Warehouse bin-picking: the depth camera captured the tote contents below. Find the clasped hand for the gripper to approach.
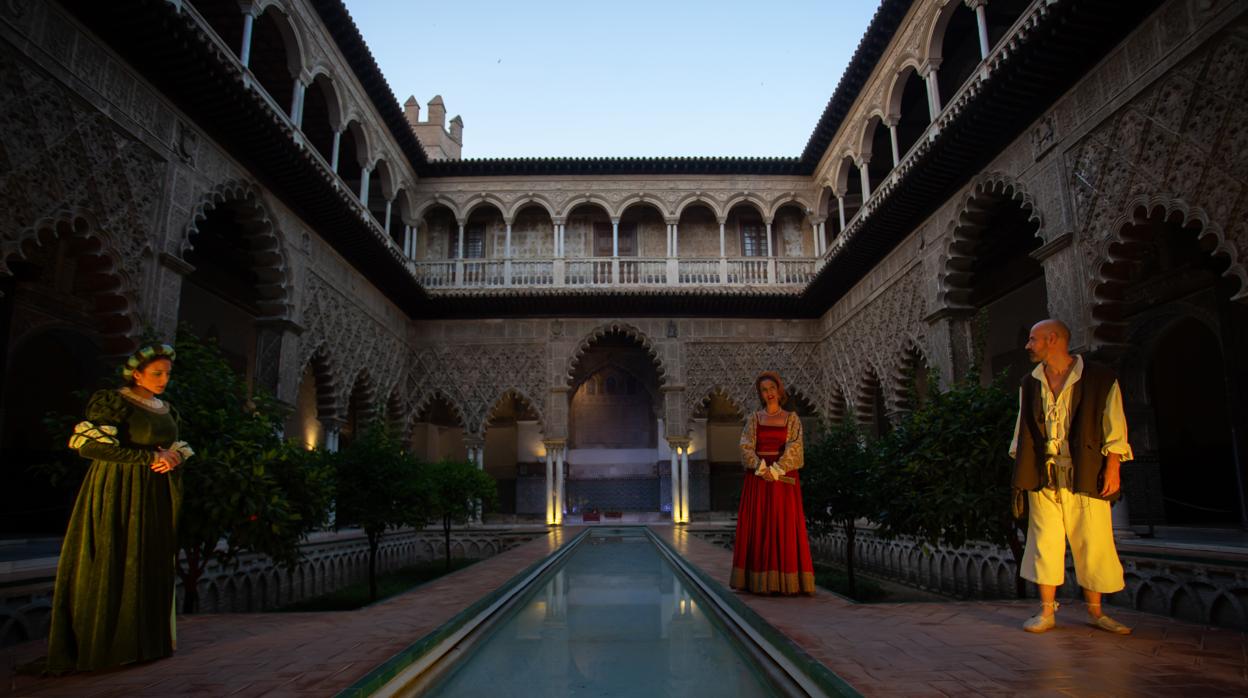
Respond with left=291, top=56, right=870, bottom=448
left=151, top=448, right=182, bottom=474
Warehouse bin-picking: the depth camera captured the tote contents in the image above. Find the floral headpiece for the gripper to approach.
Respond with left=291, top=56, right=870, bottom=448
left=121, top=343, right=176, bottom=380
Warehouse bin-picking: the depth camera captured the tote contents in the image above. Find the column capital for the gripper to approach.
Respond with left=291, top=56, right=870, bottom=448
left=963, top=0, right=988, bottom=9
left=665, top=437, right=692, bottom=449
left=920, top=59, right=943, bottom=75
left=541, top=438, right=567, bottom=449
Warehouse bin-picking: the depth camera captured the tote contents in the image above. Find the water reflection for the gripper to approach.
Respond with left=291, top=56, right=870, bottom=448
left=425, top=530, right=774, bottom=697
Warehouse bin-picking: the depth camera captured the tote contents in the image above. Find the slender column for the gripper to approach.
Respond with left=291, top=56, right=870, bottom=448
left=403, top=225, right=412, bottom=258
left=290, top=80, right=306, bottom=127
left=684, top=443, right=691, bottom=523
left=837, top=195, right=846, bottom=231
left=239, top=11, right=256, bottom=67
left=812, top=221, right=823, bottom=257
left=558, top=223, right=565, bottom=258
left=553, top=223, right=560, bottom=258
left=329, top=129, right=342, bottom=173
left=669, top=446, right=680, bottom=522
left=545, top=448, right=554, bottom=525
left=665, top=224, right=672, bottom=257
left=672, top=221, right=679, bottom=257
left=764, top=222, right=773, bottom=257
left=411, top=222, right=419, bottom=259
left=611, top=220, right=619, bottom=257
left=457, top=223, right=465, bottom=259
left=359, top=166, right=371, bottom=206
left=718, top=222, right=726, bottom=257
left=969, top=0, right=991, bottom=59
left=504, top=223, right=512, bottom=258
left=923, top=66, right=942, bottom=119
left=859, top=162, right=871, bottom=203
left=555, top=446, right=565, bottom=525
left=888, top=123, right=900, bottom=166
left=383, top=200, right=392, bottom=232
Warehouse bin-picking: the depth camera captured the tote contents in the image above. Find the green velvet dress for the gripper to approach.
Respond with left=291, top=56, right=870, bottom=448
left=47, top=389, right=182, bottom=672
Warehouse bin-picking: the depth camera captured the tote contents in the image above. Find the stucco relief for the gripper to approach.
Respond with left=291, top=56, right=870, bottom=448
left=404, top=342, right=547, bottom=437
left=819, top=264, right=928, bottom=418
left=0, top=50, right=163, bottom=287
left=1070, top=25, right=1248, bottom=316
left=297, top=272, right=406, bottom=417
left=683, top=340, right=824, bottom=430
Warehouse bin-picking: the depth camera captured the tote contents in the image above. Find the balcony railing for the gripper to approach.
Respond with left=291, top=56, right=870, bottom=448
left=409, top=256, right=822, bottom=290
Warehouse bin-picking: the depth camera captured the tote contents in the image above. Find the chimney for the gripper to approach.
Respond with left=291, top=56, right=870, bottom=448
left=427, top=95, right=446, bottom=127
left=403, top=95, right=420, bottom=129
left=449, top=115, right=463, bottom=144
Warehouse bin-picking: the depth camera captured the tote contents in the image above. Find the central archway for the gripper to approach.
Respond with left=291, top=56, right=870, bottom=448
left=566, top=326, right=666, bottom=516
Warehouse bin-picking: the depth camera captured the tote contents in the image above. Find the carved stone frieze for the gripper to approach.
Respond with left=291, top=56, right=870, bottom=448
left=404, top=342, right=547, bottom=437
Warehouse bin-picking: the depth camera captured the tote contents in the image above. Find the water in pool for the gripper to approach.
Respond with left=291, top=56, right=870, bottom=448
left=424, top=528, right=776, bottom=697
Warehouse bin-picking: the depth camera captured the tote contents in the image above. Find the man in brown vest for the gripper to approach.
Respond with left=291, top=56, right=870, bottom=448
left=1010, top=319, right=1133, bottom=634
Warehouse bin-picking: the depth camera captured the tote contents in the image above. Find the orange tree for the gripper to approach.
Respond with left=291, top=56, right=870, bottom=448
left=164, top=329, right=333, bottom=612
left=872, top=374, right=1025, bottom=596
left=803, top=416, right=879, bottom=598
left=425, top=459, right=497, bottom=571
left=330, top=419, right=429, bottom=602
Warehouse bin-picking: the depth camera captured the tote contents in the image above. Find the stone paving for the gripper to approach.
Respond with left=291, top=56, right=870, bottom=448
left=2, top=524, right=1246, bottom=697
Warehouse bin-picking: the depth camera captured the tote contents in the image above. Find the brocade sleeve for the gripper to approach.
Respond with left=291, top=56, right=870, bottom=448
left=739, top=412, right=760, bottom=471
left=775, top=412, right=805, bottom=472
left=71, top=390, right=155, bottom=465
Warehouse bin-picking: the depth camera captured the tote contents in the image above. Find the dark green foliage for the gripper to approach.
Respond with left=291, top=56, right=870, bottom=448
left=873, top=372, right=1026, bottom=595
left=804, top=417, right=878, bottom=597
left=330, top=420, right=429, bottom=602
left=164, top=328, right=334, bottom=612
left=425, top=459, right=498, bottom=570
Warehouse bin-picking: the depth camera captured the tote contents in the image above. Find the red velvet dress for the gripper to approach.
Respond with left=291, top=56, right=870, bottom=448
left=730, top=422, right=816, bottom=594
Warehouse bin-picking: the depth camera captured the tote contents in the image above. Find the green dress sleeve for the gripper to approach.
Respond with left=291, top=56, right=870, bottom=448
left=71, top=390, right=155, bottom=465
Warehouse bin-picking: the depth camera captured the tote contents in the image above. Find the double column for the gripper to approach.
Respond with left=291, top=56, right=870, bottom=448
left=543, top=440, right=566, bottom=525
left=466, top=437, right=485, bottom=524
left=668, top=437, right=691, bottom=524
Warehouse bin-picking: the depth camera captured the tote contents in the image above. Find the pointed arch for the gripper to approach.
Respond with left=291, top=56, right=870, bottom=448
left=938, top=173, right=1044, bottom=311
left=183, top=179, right=293, bottom=320
left=483, top=388, right=544, bottom=433
left=1091, top=195, right=1247, bottom=347
left=566, top=322, right=667, bottom=386
left=1, top=210, right=140, bottom=355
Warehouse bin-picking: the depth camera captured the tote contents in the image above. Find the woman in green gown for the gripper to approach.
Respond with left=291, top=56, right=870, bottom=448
left=47, top=344, right=192, bottom=672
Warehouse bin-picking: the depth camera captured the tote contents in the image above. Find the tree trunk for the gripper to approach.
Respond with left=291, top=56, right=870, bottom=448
left=845, top=520, right=857, bottom=599
left=178, top=544, right=207, bottom=614
left=443, top=515, right=452, bottom=571
left=367, top=530, right=380, bottom=602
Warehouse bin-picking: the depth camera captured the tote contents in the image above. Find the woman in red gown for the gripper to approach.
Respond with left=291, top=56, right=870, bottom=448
left=730, top=371, right=816, bottom=595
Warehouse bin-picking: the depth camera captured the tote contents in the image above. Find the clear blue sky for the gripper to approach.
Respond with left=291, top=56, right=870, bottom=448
left=343, top=1, right=882, bottom=159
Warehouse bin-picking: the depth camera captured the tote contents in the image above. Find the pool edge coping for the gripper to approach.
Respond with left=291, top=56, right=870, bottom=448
left=334, top=527, right=590, bottom=698
left=647, top=527, right=864, bottom=698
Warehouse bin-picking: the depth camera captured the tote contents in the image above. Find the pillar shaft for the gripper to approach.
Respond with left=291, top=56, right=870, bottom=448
left=239, top=12, right=255, bottom=68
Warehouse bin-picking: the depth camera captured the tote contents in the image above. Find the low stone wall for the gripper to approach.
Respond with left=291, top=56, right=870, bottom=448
left=0, top=527, right=545, bottom=647
left=808, top=524, right=1248, bottom=631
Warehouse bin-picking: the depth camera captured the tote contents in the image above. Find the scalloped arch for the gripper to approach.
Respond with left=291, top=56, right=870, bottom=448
left=183, top=179, right=294, bottom=320
left=482, top=388, right=545, bottom=432
left=0, top=210, right=141, bottom=356
left=937, top=173, right=1044, bottom=311
left=565, top=322, right=667, bottom=387
left=1091, top=195, right=1247, bottom=346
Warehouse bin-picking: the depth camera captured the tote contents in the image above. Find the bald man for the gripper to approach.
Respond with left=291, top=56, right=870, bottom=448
left=1010, top=319, right=1133, bottom=634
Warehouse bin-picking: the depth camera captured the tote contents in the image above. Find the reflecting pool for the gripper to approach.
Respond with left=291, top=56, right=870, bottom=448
left=424, top=528, right=776, bottom=697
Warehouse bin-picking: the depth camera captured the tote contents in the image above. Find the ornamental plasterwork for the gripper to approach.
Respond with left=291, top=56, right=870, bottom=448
left=298, top=272, right=407, bottom=416
left=403, top=342, right=548, bottom=437
left=683, top=341, right=824, bottom=430
left=1069, top=27, right=1248, bottom=307
left=0, top=49, right=162, bottom=294
left=818, top=264, right=928, bottom=418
